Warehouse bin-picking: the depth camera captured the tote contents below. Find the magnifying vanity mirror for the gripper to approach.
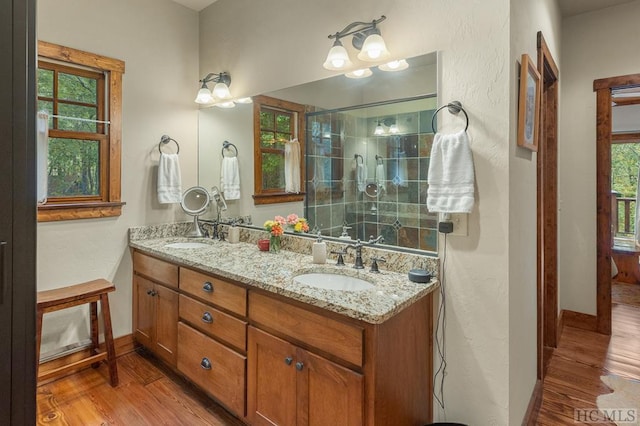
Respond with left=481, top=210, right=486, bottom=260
left=181, top=186, right=210, bottom=238
left=197, top=51, right=440, bottom=254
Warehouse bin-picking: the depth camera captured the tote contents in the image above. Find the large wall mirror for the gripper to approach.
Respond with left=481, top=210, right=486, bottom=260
left=198, top=51, right=439, bottom=253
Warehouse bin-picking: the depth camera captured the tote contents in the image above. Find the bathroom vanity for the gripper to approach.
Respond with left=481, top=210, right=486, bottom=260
left=130, top=229, right=437, bottom=425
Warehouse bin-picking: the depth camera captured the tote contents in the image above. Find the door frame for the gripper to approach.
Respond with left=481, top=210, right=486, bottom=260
left=536, top=32, right=560, bottom=379
left=594, top=73, right=640, bottom=335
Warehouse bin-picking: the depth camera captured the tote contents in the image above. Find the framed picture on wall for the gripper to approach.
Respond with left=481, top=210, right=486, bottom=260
left=517, top=53, right=541, bottom=151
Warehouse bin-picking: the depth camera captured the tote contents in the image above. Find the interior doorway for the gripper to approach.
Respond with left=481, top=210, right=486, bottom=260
left=536, top=32, right=560, bottom=379
left=595, top=73, right=640, bottom=336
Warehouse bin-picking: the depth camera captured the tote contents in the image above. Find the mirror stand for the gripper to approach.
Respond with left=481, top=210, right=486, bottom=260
left=186, top=214, right=205, bottom=238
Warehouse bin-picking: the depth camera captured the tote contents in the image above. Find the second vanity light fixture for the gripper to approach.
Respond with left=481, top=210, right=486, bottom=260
left=194, top=71, right=232, bottom=104
left=323, top=15, right=390, bottom=71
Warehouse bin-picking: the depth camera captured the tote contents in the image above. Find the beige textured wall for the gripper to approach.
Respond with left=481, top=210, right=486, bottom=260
left=560, top=1, right=640, bottom=315
left=36, top=0, right=199, bottom=354
left=509, top=0, right=561, bottom=421
left=200, top=0, right=514, bottom=423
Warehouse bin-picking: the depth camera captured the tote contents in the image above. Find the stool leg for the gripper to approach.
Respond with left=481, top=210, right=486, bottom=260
left=90, top=301, right=100, bottom=368
left=100, top=292, right=118, bottom=386
left=35, top=308, right=43, bottom=382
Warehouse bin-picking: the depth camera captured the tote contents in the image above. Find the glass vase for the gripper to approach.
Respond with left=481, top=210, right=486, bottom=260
left=269, top=235, right=281, bottom=253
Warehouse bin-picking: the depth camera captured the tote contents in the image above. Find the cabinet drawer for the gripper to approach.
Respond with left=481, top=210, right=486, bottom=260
left=133, top=251, right=178, bottom=289
left=180, top=268, right=246, bottom=316
left=178, top=322, right=246, bottom=417
left=249, top=292, right=364, bottom=367
left=179, top=294, right=247, bottom=351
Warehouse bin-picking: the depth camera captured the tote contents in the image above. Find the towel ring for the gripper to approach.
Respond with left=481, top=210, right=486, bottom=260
left=431, top=101, right=469, bottom=133
left=375, top=154, right=384, bottom=164
left=221, top=140, right=238, bottom=157
left=159, top=134, right=180, bottom=154
left=354, top=154, right=363, bottom=164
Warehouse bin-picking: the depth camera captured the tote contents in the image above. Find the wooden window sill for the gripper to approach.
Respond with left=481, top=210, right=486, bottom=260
left=252, top=193, right=305, bottom=205
left=37, top=201, right=126, bottom=222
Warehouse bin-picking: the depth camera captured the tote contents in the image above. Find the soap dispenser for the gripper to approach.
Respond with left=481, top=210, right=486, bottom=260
left=312, top=232, right=327, bottom=264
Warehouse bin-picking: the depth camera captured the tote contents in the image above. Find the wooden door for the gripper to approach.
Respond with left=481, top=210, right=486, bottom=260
left=297, top=349, right=363, bottom=426
left=0, top=0, right=36, bottom=423
left=248, top=327, right=297, bottom=426
left=133, top=276, right=155, bottom=349
left=154, top=284, right=178, bottom=365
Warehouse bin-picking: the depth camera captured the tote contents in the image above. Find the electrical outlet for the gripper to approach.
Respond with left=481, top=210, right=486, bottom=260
left=449, top=213, right=468, bottom=236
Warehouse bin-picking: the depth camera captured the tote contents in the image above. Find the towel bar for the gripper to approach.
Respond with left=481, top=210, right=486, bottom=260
left=431, top=101, right=469, bottom=133
left=159, top=134, right=180, bottom=154
left=222, top=140, right=238, bottom=157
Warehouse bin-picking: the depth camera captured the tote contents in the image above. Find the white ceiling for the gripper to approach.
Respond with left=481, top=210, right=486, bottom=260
left=171, top=0, right=217, bottom=12
left=557, top=0, right=636, bottom=17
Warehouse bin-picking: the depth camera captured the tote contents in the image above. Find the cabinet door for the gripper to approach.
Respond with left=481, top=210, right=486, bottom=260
left=248, top=327, right=297, bottom=426
left=154, top=284, right=179, bottom=366
left=297, top=350, right=364, bottom=426
left=133, top=275, right=155, bottom=349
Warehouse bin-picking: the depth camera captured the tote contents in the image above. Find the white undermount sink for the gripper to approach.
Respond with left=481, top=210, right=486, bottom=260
left=293, top=273, right=374, bottom=291
left=164, top=242, right=210, bottom=249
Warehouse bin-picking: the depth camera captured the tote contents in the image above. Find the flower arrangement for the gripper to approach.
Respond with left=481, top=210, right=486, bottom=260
left=263, top=214, right=309, bottom=252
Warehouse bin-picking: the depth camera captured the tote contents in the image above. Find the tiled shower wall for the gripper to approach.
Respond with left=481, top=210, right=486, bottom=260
left=305, top=97, right=439, bottom=252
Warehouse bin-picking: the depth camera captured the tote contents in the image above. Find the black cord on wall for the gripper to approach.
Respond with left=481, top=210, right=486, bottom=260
left=433, top=233, right=447, bottom=414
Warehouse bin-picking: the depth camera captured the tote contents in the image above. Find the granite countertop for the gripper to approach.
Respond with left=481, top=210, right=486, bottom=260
left=129, top=237, right=438, bottom=324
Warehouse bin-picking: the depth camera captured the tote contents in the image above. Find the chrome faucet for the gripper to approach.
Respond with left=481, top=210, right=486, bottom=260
left=346, top=239, right=364, bottom=269
left=368, top=234, right=385, bottom=244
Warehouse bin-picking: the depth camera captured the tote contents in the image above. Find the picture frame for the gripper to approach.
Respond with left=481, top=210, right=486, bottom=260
left=517, top=53, right=541, bottom=151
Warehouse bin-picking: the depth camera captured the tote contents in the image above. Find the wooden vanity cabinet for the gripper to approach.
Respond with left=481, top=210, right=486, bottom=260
left=132, top=252, right=179, bottom=366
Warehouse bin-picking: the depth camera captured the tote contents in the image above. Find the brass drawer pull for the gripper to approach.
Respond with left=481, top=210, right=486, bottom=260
left=200, top=357, right=212, bottom=370
left=202, top=312, right=213, bottom=324
left=202, top=281, right=214, bottom=293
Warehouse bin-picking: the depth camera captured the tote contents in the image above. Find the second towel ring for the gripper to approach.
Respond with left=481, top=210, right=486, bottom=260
left=222, top=141, right=238, bottom=157
left=159, top=135, right=180, bottom=154
left=431, top=101, right=469, bottom=133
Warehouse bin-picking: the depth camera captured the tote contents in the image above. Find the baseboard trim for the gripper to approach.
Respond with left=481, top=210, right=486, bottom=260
left=559, top=309, right=598, bottom=332
left=522, top=379, right=543, bottom=426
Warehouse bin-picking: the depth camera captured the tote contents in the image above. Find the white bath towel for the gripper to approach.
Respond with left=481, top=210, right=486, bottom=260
left=220, top=156, right=240, bottom=200
left=37, top=111, right=49, bottom=203
left=285, top=138, right=301, bottom=193
left=356, top=162, right=367, bottom=192
left=427, top=130, right=475, bottom=213
left=157, top=153, right=182, bottom=204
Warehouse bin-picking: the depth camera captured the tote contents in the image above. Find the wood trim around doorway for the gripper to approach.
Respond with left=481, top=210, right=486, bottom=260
left=536, top=31, right=560, bottom=380
left=594, top=73, right=640, bottom=335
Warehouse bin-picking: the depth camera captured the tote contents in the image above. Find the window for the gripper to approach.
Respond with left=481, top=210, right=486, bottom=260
left=611, top=137, right=640, bottom=245
left=252, top=95, right=305, bottom=205
left=36, top=41, right=125, bottom=221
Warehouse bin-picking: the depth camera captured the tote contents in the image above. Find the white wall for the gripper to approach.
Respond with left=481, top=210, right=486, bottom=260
left=509, top=0, right=561, bottom=421
left=200, top=0, right=515, bottom=423
left=36, top=0, right=199, bottom=354
left=560, top=1, right=640, bottom=315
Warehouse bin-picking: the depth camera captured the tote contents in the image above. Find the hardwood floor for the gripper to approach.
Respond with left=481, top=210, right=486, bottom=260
left=36, top=349, right=244, bottom=425
left=537, top=286, right=640, bottom=425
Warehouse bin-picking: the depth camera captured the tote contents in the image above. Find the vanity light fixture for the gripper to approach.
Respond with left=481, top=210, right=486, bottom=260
left=214, top=101, right=236, bottom=109
left=345, top=68, right=373, bottom=79
left=236, top=97, right=253, bottom=104
left=374, top=121, right=385, bottom=135
left=379, top=59, right=409, bottom=72
left=374, top=117, right=398, bottom=135
left=389, top=123, right=399, bottom=134
left=194, top=72, right=232, bottom=104
left=323, top=15, right=390, bottom=71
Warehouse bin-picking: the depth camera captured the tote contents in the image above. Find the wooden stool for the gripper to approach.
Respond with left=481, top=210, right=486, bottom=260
left=36, top=279, right=118, bottom=386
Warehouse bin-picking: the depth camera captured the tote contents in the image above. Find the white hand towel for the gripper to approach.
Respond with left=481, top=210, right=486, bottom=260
left=285, top=138, right=301, bottom=193
left=157, top=153, right=182, bottom=204
left=220, top=156, right=241, bottom=200
left=375, top=163, right=386, bottom=191
left=37, top=111, right=49, bottom=203
left=356, top=162, right=367, bottom=192
left=427, top=130, right=475, bottom=213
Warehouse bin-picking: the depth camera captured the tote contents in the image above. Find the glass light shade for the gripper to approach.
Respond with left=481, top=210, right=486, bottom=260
left=215, top=101, right=236, bottom=108
left=379, top=59, right=409, bottom=72
left=374, top=123, right=385, bottom=135
left=236, top=97, right=253, bottom=104
left=357, top=33, right=390, bottom=61
left=323, top=42, right=353, bottom=70
left=389, top=124, right=399, bottom=134
left=345, top=68, right=373, bottom=79
left=194, top=87, right=213, bottom=104
left=213, top=82, right=232, bottom=99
